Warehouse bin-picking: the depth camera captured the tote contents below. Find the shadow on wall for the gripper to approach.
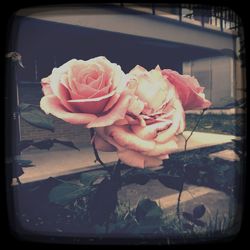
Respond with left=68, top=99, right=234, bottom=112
left=10, top=15, right=222, bottom=81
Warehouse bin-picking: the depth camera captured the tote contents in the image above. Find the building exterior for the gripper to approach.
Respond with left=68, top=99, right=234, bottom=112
left=10, top=4, right=244, bottom=147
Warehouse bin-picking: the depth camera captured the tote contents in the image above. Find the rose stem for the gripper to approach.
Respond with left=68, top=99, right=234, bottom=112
left=89, top=128, right=108, bottom=169
left=176, top=109, right=207, bottom=222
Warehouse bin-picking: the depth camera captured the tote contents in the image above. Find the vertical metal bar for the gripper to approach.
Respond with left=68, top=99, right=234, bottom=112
left=179, top=5, right=182, bottom=21
left=220, top=7, right=223, bottom=31
left=35, top=59, right=38, bottom=81
left=201, top=13, right=205, bottom=28
left=209, top=57, right=213, bottom=102
left=54, top=56, right=57, bottom=67
left=152, top=3, right=155, bottom=15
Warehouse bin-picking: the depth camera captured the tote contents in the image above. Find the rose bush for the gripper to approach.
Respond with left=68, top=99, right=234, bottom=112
left=93, top=65, right=184, bottom=168
left=40, top=56, right=131, bottom=127
left=94, top=65, right=212, bottom=168
left=40, top=57, right=212, bottom=169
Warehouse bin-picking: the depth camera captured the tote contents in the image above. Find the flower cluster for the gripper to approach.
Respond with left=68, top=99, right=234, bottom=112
left=40, top=56, right=211, bottom=168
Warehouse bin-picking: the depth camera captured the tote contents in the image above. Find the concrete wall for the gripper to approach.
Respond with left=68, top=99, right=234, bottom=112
left=183, top=56, right=244, bottom=107
left=17, top=5, right=236, bottom=51
left=19, top=84, right=91, bottom=147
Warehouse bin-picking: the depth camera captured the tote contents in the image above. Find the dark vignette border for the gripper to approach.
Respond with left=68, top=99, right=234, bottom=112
left=2, top=0, right=248, bottom=247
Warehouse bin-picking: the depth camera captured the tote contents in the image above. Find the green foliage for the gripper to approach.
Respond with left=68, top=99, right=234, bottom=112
left=16, top=159, right=33, bottom=167
left=182, top=205, right=206, bottom=228
left=87, top=177, right=119, bottom=225
left=135, top=198, right=163, bottom=224
left=53, top=139, right=80, bottom=151
left=121, top=169, right=156, bottom=185
left=49, top=182, right=92, bottom=206
left=19, top=103, right=54, bottom=132
left=185, top=113, right=243, bottom=136
left=18, top=139, right=79, bottom=151
left=193, top=204, right=206, bottom=219
left=80, top=170, right=109, bottom=186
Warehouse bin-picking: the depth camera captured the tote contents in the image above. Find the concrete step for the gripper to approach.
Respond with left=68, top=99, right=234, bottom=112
left=118, top=179, right=233, bottom=229
left=185, top=108, right=245, bottom=115
left=209, top=149, right=240, bottom=162
left=16, top=131, right=238, bottom=184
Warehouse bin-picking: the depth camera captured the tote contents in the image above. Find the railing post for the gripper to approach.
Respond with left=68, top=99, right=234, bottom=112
left=220, top=7, right=224, bottom=31
left=179, top=5, right=182, bottom=21
left=201, top=14, right=205, bottom=27
left=152, top=3, right=155, bottom=15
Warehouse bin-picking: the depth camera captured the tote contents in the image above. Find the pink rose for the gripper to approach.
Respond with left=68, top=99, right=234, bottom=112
left=93, top=65, right=186, bottom=168
left=161, top=69, right=212, bottom=110
left=40, top=56, right=131, bottom=127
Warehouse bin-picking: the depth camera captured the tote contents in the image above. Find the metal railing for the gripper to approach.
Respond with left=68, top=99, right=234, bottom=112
left=119, top=3, right=240, bottom=33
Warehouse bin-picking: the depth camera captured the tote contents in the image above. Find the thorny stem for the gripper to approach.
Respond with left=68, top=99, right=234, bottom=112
left=176, top=109, right=207, bottom=222
left=89, top=128, right=107, bottom=169
left=16, top=176, right=22, bottom=185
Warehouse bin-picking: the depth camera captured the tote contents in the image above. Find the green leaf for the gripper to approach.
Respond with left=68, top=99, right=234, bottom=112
left=193, top=204, right=206, bottom=219
left=80, top=170, right=109, bottom=186
left=16, top=159, right=33, bottom=167
left=121, top=169, right=155, bottom=185
left=87, top=177, right=118, bottom=225
left=49, top=182, right=91, bottom=206
left=158, top=174, right=183, bottom=190
left=215, top=165, right=231, bottom=173
left=182, top=212, right=194, bottom=222
left=192, top=219, right=206, bottom=227
left=19, top=103, right=54, bottom=132
left=32, top=139, right=54, bottom=150
left=53, top=139, right=79, bottom=151
left=18, top=140, right=34, bottom=152
left=135, top=198, right=163, bottom=223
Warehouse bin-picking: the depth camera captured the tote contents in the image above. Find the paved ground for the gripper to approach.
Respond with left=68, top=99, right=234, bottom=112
left=209, top=149, right=240, bottom=162
left=18, top=131, right=238, bottom=184
left=15, top=131, right=241, bottom=235
left=118, top=179, right=232, bottom=223
left=185, top=107, right=245, bottom=115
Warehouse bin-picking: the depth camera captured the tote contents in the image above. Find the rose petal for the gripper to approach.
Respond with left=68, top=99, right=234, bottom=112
left=127, top=96, right=145, bottom=116
left=118, top=150, right=162, bottom=168
left=118, top=150, right=145, bottom=168
left=43, top=70, right=76, bottom=112
left=55, top=84, right=76, bottom=112
left=131, top=120, right=172, bottom=140
left=114, top=114, right=142, bottom=126
left=103, top=93, right=120, bottom=112
left=86, top=92, right=132, bottom=128
left=95, top=127, right=124, bottom=150
left=49, top=59, right=78, bottom=96
left=87, top=85, right=110, bottom=99
left=68, top=90, right=116, bottom=114
left=88, top=74, right=103, bottom=89
left=129, top=65, right=148, bottom=75
left=157, top=154, right=169, bottom=160
left=144, top=156, right=163, bottom=168
left=162, top=69, right=212, bottom=110
left=41, top=82, right=53, bottom=95
left=155, top=110, right=181, bottom=143
left=143, top=139, right=178, bottom=156
left=105, top=125, right=156, bottom=152
left=40, top=95, right=97, bottom=125
left=94, top=134, right=116, bottom=152
left=71, top=78, right=97, bottom=98
left=69, top=97, right=110, bottom=114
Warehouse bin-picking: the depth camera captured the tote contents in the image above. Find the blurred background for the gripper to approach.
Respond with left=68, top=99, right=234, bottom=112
left=9, top=3, right=245, bottom=147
